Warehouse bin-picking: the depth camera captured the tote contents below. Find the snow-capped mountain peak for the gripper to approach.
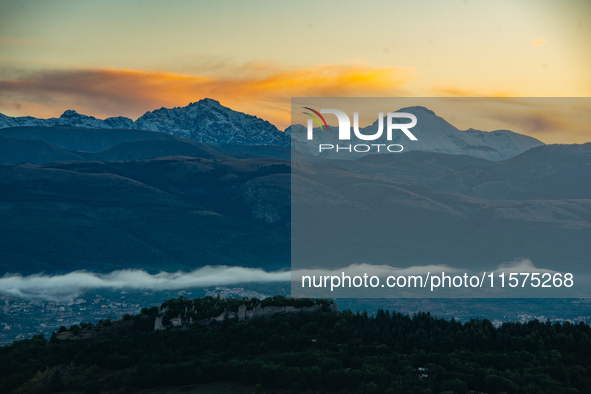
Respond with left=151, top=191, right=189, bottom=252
left=134, top=98, right=289, bottom=146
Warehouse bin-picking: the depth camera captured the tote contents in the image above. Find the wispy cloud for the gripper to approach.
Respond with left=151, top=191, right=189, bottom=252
left=0, top=266, right=291, bottom=301
left=1, top=260, right=562, bottom=301
left=0, top=64, right=415, bottom=129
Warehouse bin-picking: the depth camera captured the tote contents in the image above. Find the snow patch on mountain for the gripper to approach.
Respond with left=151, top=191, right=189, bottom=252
left=0, top=110, right=135, bottom=130
left=135, top=99, right=289, bottom=146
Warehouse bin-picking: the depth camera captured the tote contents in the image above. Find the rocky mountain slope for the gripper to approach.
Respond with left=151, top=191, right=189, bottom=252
left=135, top=98, right=289, bottom=146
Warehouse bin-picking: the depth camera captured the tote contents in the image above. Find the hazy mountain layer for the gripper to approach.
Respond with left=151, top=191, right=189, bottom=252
left=0, top=155, right=291, bottom=274
left=291, top=145, right=591, bottom=272
left=0, top=125, right=292, bottom=164
left=0, top=142, right=589, bottom=275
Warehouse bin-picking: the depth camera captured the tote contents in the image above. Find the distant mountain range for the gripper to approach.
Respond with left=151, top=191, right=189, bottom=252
left=0, top=153, right=292, bottom=274
left=289, top=106, right=544, bottom=161
left=0, top=99, right=290, bottom=147
left=0, top=99, right=587, bottom=277
left=0, top=141, right=589, bottom=275
left=292, top=142, right=591, bottom=274
left=0, top=125, right=291, bottom=164
left=0, top=100, right=544, bottom=161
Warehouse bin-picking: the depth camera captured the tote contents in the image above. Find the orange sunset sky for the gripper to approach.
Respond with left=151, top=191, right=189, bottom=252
left=0, top=0, right=590, bottom=143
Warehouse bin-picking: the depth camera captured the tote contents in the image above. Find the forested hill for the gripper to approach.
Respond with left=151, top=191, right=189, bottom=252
left=2, top=296, right=591, bottom=394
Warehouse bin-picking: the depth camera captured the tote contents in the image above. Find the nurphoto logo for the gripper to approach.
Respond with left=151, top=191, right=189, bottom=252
left=303, top=107, right=418, bottom=153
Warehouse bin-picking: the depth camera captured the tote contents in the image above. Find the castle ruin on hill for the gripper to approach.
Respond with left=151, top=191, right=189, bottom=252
left=154, top=302, right=338, bottom=330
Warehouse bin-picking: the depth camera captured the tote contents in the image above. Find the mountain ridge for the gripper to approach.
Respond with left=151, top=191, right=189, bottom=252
left=0, top=99, right=290, bottom=148
left=0, top=125, right=292, bottom=164
left=1, top=100, right=544, bottom=160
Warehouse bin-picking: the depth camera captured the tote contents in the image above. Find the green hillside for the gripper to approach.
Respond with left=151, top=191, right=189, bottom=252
left=1, top=296, right=591, bottom=394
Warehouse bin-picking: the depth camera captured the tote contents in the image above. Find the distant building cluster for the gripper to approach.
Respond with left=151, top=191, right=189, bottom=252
left=0, top=294, right=141, bottom=345
left=204, top=287, right=268, bottom=300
